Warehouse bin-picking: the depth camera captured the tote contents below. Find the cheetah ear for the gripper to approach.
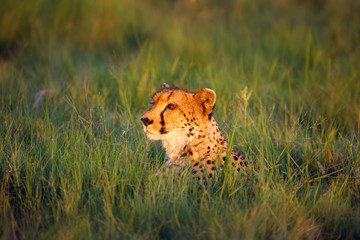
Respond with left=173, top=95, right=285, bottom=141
left=195, top=88, right=216, bottom=116
left=162, top=83, right=170, bottom=89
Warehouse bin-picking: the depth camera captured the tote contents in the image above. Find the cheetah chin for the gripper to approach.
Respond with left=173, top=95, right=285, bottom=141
left=141, top=83, right=247, bottom=182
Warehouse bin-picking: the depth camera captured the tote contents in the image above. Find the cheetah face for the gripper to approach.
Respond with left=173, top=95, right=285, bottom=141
left=141, top=83, right=216, bottom=142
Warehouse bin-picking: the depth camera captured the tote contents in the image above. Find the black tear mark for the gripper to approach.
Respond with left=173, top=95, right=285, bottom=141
left=160, top=106, right=167, bottom=126
left=160, top=128, right=168, bottom=134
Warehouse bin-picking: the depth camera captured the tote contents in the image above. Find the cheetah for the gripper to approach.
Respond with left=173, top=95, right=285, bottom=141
left=141, top=83, right=247, bottom=181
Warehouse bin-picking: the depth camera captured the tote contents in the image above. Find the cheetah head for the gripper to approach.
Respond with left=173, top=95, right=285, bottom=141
left=141, top=83, right=216, bottom=143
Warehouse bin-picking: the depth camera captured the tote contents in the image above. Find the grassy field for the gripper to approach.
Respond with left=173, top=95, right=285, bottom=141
left=1, top=0, right=360, bottom=239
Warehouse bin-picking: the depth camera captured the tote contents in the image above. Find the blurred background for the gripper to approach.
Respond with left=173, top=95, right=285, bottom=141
left=2, top=0, right=359, bottom=56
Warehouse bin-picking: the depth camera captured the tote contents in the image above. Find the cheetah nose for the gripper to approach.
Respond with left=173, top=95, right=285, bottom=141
left=141, top=117, right=153, bottom=127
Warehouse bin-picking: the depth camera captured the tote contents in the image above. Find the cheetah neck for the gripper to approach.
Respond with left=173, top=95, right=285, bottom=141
left=163, top=115, right=228, bottom=165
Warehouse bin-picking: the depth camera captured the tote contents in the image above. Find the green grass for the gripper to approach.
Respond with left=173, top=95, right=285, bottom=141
left=1, top=0, right=360, bottom=239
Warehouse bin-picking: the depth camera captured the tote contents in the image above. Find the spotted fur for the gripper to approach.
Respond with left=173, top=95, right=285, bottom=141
left=141, top=83, right=247, bottom=181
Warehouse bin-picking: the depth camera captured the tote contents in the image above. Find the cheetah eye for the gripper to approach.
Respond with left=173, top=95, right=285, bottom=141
left=168, top=104, right=177, bottom=110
